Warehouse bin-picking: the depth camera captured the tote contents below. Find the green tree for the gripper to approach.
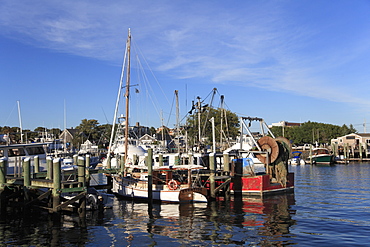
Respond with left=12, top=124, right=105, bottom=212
left=186, top=107, right=239, bottom=148
left=76, top=119, right=100, bottom=141
left=270, top=121, right=357, bottom=145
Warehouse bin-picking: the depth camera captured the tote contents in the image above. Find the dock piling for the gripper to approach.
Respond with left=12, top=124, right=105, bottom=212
left=147, top=148, right=153, bottom=204
left=209, top=153, right=216, bottom=200
left=52, top=158, right=61, bottom=213
left=47, top=156, right=53, bottom=179
left=34, top=155, right=40, bottom=174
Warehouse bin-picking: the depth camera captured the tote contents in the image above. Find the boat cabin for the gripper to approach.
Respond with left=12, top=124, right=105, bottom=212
left=0, top=143, right=48, bottom=174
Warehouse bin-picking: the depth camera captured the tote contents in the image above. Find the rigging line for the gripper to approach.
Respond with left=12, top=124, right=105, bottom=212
left=4, top=102, right=17, bottom=126
left=131, top=38, right=171, bottom=106
left=166, top=92, right=176, bottom=127
left=135, top=51, right=167, bottom=125
left=201, top=89, right=217, bottom=137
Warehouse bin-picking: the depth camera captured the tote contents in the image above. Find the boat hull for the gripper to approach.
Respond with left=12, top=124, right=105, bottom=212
left=111, top=176, right=208, bottom=203
left=230, top=173, right=294, bottom=196
left=312, top=155, right=335, bottom=165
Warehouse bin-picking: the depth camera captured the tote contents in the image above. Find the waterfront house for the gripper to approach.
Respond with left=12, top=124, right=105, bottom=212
left=331, top=133, right=370, bottom=157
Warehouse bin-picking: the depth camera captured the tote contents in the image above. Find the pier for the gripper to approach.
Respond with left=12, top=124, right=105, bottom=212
left=0, top=156, right=113, bottom=216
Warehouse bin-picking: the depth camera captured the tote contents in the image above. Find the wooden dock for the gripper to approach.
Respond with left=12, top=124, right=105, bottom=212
left=0, top=156, right=114, bottom=216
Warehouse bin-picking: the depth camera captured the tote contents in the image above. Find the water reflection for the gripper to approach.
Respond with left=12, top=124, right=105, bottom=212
left=115, top=193, right=297, bottom=246
left=0, top=193, right=296, bottom=246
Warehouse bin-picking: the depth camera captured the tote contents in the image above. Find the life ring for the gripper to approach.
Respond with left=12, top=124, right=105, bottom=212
left=168, top=179, right=178, bottom=190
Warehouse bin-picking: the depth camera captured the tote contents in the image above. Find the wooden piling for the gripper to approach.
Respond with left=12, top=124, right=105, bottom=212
left=73, top=154, right=78, bottom=166
left=23, top=157, right=31, bottom=202
left=0, top=158, right=7, bottom=185
left=85, top=154, right=90, bottom=168
left=209, top=153, right=216, bottom=200
left=52, top=158, right=61, bottom=213
left=47, top=156, right=53, bottom=179
left=78, top=156, right=85, bottom=187
left=0, top=158, right=7, bottom=213
left=147, top=148, right=153, bottom=204
left=223, top=153, right=230, bottom=172
left=34, top=155, right=40, bottom=173
left=23, top=157, right=31, bottom=187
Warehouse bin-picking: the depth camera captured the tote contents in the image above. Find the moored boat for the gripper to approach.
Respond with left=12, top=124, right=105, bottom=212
left=111, top=164, right=208, bottom=203
left=229, top=117, right=294, bottom=196
left=289, top=151, right=305, bottom=165
left=0, top=142, right=48, bottom=174
left=310, top=148, right=335, bottom=165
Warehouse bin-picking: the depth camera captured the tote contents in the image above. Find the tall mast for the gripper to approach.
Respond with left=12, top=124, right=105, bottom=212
left=17, top=100, right=23, bottom=143
left=124, top=28, right=131, bottom=162
left=175, top=90, right=179, bottom=153
left=107, top=29, right=130, bottom=157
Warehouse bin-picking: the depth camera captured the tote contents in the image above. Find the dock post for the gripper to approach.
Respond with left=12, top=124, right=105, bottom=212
left=0, top=158, right=7, bottom=186
left=52, top=158, right=61, bottom=213
left=23, top=157, right=31, bottom=203
left=0, top=158, right=8, bottom=213
left=77, top=156, right=86, bottom=217
left=78, top=156, right=86, bottom=188
left=73, top=154, right=78, bottom=166
left=359, top=143, right=363, bottom=161
left=85, top=154, right=90, bottom=168
left=309, top=145, right=313, bottom=164
left=23, top=157, right=31, bottom=187
left=147, top=148, right=153, bottom=206
left=46, top=156, right=53, bottom=179
left=209, top=153, right=216, bottom=200
left=34, top=155, right=40, bottom=174
left=223, top=153, right=230, bottom=172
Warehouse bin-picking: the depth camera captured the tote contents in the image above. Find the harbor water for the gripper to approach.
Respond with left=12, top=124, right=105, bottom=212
left=1, top=163, right=369, bottom=246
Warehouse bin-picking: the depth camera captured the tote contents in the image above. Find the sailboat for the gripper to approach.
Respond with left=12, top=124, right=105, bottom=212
left=108, top=29, right=208, bottom=203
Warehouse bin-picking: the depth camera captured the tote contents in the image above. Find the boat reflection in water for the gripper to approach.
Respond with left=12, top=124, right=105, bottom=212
left=116, top=193, right=296, bottom=246
left=229, top=194, right=296, bottom=241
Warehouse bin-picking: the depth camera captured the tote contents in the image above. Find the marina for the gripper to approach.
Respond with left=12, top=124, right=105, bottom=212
left=1, top=3, right=370, bottom=246
left=0, top=162, right=369, bottom=246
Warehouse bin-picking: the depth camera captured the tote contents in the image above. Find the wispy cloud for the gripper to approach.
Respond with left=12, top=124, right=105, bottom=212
left=1, top=0, right=370, bottom=114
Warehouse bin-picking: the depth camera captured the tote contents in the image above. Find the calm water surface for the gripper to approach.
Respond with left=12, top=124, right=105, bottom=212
left=1, top=163, right=369, bottom=246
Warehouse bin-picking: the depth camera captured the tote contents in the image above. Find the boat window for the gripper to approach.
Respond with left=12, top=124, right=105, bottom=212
left=7, top=148, right=26, bottom=157
left=26, top=146, right=46, bottom=155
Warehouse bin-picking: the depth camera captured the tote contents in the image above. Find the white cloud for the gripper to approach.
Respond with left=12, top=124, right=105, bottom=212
left=2, top=0, right=370, bottom=114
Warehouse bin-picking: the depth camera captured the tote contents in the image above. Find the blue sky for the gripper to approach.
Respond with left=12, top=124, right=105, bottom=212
left=1, top=1, right=370, bottom=133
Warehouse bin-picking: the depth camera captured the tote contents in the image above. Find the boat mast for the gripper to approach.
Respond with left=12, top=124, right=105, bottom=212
left=17, top=100, right=23, bottom=143
left=175, top=90, right=179, bottom=153
left=124, top=28, right=131, bottom=163
left=107, top=29, right=130, bottom=157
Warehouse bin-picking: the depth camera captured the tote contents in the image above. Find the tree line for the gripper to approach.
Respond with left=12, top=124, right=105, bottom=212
left=269, top=121, right=357, bottom=145
left=0, top=114, right=357, bottom=149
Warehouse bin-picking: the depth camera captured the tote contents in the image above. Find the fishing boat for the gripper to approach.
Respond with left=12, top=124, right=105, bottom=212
left=107, top=29, right=208, bottom=203
left=310, top=148, right=335, bottom=165
left=229, top=117, right=295, bottom=196
left=111, top=164, right=208, bottom=203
